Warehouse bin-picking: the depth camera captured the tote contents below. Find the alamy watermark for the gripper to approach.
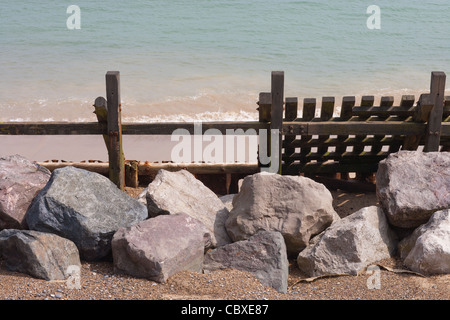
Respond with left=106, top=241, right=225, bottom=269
left=66, top=5, right=81, bottom=30
left=366, top=5, right=381, bottom=30
left=366, top=265, right=381, bottom=289
left=66, top=265, right=81, bottom=289
left=170, top=122, right=280, bottom=173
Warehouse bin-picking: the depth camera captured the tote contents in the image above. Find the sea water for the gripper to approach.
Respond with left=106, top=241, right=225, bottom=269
left=0, top=0, right=449, bottom=161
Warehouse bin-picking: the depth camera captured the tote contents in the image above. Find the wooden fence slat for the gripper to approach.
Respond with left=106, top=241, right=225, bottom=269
left=335, top=96, right=355, bottom=179
left=106, top=71, right=125, bottom=190
left=318, top=97, right=335, bottom=159
left=258, top=92, right=272, bottom=123
left=299, top=98, right=316, bottom=163
left=284, top=97, right=298, bottom=168
left=258, top=92, right=272, bottom=170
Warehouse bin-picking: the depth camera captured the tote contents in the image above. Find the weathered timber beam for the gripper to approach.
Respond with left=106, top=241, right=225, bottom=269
left=38, top=161, right=259, bottom=176
left=0, top=122, right=105, bottom=135
left=0, top=121, right=267, bottom=135
left=282, top=121, right=430, bottom=136
left=121, top=121, right=267, bottom=135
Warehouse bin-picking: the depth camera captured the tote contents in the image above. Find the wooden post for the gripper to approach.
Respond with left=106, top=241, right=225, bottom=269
left=271, top=71, right=284, bottom=174
left=106, top=71, right=125, bottom=190
left=125, top=160, right=139, bottom=188
left=403, top=94, right=434, bottom=150
left=424, top=71, right=446, bottom=152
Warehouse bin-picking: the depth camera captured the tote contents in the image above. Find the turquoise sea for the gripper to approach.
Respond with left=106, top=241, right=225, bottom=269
left=0, top=1, right=449, bottom=161
left=1, top=0, right=449, bottom=123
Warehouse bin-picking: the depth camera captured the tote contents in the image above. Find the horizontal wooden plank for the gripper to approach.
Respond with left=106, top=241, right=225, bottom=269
left=282, top=136, right=402, bottom=148
left=0, top=121, right=268, bottom=135
left=282, top=161, right=379, bottom=174
left=2, top=121, right=449, bottom=138
left=138, top=162, right=259, bottom=175
left=0, top=122, right=106, bottom=135
left=282, top=121, right=429, bottom=136
left=38, top=161, right=259, bottom=175
left=282, top=152, right=388, bottom=162
left=122, top=121, right=268, bottom=135
left=351, top=105, right=415, bottom=118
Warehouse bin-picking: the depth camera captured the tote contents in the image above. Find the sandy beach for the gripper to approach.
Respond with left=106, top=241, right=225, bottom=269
left=1, top=187, right=448, bottom=302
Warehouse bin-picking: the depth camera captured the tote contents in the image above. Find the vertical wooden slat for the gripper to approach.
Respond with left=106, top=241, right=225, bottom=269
left=339, top=96, right=355, bottom=121
left=336, top=96, right=355, bottom=179
left=424, top=71, right=446, bottom=152
left=354, top=96, right=373, bottom=181
left=371, top=96, right=393, bottom=154
left=258, top=92, right=272, bottom=123
left=284, top=97, right=298, bottom=168
left=385, top=95, right=413, bottom=154
left=302, top=98, right=316, bottom=121
left=258, top=92, right=272, bottom=171
left=318, top=97, right=335, bottom=157
left=271, top=71, right=284, bottom=174
left=106, top=71, right=125, bottom=190
left=353, top=96, right=373, bottom=155
left=299, top=98, right=316, bottom=164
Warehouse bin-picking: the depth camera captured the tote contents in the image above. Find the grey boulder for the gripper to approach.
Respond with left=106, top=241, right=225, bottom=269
left=225, top=172, right=340, bottom=256
left=297, top=206, right=398, bottom=277
left=203, top=231, right=289, bottom=293
left=145, top=169, right=231, bottom=247
left=0, top=229, right=80, bottom=281
left=398, top=209, right=450, bottom=275
left=376, top=151, right=450, bottom=228
left=25, top=166, right=148, bottom=261
left=0, top=155, right=51, bottom=230
left=112, top=213, right=209, bottom=282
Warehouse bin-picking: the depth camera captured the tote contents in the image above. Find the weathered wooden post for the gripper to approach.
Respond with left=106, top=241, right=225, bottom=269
left=105, top=71, right=125, bottom=190
left=424, top=71, right=446, bottom=152
left=93, top=96, right=109, bottom=153
left=125, top=160, right=139, bottom=188
left=271, top=71, right=284, bottom=174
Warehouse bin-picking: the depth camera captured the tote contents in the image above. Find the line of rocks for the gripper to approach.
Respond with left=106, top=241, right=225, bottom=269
left=0, top=151, right=449, bottom=295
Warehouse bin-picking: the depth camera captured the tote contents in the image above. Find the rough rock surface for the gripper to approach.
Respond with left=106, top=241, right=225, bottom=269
left=0, top=229, right=80, bottom=281
left=297, top=206, right=398, bottom=277
left=25, top=166, right=148, bottom=261
left=145, top=169, right=231, bottom=247
left=0, top=155, right=51, bottom=230
left=203, top=231, right=289, bottom=293
left=219, top=194, right=236, bottom=212
left=398, top=209, right=450, bottom=275
left=225, top=172, right=340, bottom=256
left=112, top=213, right=209, bottom=283
left=376, top=151, right=450, bottom=228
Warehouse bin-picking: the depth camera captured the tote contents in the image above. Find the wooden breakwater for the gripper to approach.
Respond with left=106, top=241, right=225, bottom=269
left=1, top=71, right=449, bottom=193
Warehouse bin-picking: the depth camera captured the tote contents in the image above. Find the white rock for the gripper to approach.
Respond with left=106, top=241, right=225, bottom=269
left=145, top=169, right=231, bottom=247
left=225, top=172, right=340, bottom=256
left=297, top=206, right=398, bottom=277
left=398, top=209, right=450, bottom=275
left=376, top=151, right=450, bottom=228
